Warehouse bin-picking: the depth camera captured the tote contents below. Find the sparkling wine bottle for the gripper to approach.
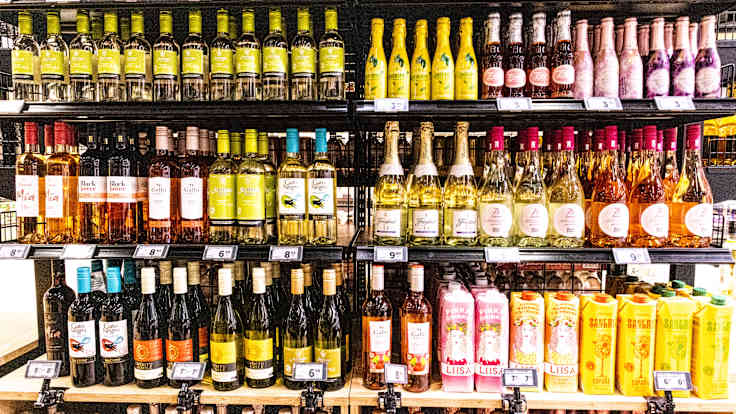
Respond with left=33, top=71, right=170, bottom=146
left=573, top=19, right=594, bottom=99
left=443, top=122, right=478, bottom=246
left=645, top=18, right=670, bottom=98
left=526, top=13, right=550, bottom=98
left=594, top=17, right=618, bottom=97
left=504, top=13, right=526, bottom=97
left=478, top=127, right=514, bottom=246
left=628, top=125, right=668, bottom=247
left=408, top=122, right=442, bottom=246
left=514, top=127, right=548, bottom=247
left=548, top=126, right=585, bottom=247
left=551, top=10, right=574, bottom=98
left=481, top=13, right=503, bottom=99
left=694, top=15, right=721, bottom=98
left=619, top=18, right=643, bottom=99
left=589, top=126, right=629, bottom=247
left=670, top=16, right=695, bottom=97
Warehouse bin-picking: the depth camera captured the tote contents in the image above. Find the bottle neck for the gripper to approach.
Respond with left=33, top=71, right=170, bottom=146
left=459, top=23, right=473, bottom=49
left=384, top=131, right=401, bottom=166
left=623, top=21, right=638, bottom=50
left=599, top=20, right=615, bottom=51
left=651, top=20, right=665, bottom=51
left=531, top=19, right=545, bottom=45
left=575, top=22, right=590, bottom=51
left=508, top=21, right=522, bottom=44
left=453, top=128, right=471, bottom=166
left=417, top=132, right=434, bottom=165
left=485, top=18, right=500, bottom=44
left=700, top=18, right=716, bottom=49
left=674, top=19, right=690, bottom=51
left=436, top=26, right=450, bottom=47
left=371, top=26, right=385, bottom=52
left=415, top=30, right=428, bottom=51
left=556, top=16, right=571, bottom=42
left=217, top=13, right=229, bottom=36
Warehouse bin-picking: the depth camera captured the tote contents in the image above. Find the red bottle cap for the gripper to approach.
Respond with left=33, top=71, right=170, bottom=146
left=23, top=122, right=38, bottom=145
left=552, top=129, right=562, bottom=151
left=656, top=130, right=664, bottom=152
left=664, top=128, right=677, bottom=151
left=53, top=121, right=66, bottom=146
left=581, top=129, right=592, bottom=152
left=66, top=123, right=75, bottom=147
left=594, top=129, right=605, bottom=151
left=488, top=126, right=504, bottom=151
left=561, top=126, right=575, bottom=151
left=44, top=124, right=53, bottom=147
left=527, top=127, right=539, bottom=151
left=643, top=125, right=657, bottom=151
left=604, top=125, right=618, bottom=150
left=686, top=123, right=702, bottom=150
left=632, top=128, right=643, bottom=151
left=618, top=129, right=627, bottom=152
left=518, top=128, right=527, bottom=151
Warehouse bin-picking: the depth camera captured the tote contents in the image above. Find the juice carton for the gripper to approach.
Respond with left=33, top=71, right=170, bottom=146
left=616, top=294, right=656, bottom=396
left=654, top=290, right=695, bottom=397
left=579, top=293, right=617, bottom=395
left=473, top=286, right=509, bottom=393
left=544, top=292, right=579, bottom=392
left=439, top=281, right=475, bottom=392
left=509, top=291, right=544, bottom=392
left=692, top=295, right=732, bottom=399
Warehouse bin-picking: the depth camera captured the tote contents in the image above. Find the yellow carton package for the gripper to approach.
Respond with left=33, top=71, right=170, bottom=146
left=579, top=293, right=617, bottom=395
left=544, top=292, right=579, bottom=392
left=616, top=294, right=656, bottom=396
left=654, top=290, right=695, bottom=397
left=692, top=295, right=732, bottom=399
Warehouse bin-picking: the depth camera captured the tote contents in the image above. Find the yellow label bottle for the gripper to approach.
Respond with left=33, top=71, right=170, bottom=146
left=410, top=20, right=431, bottom=100
left=616, top=294, right=656, bottom=396
left=455, top=17, right=478, bottom=100
left=692, top=295, right=732, bottom=399
left=579, top=293, right=617, bottom=395
left=432, top=17, right=454, bottom=100
left=365, top=18, right=387, bottom=100
left=654, top=290, right=695, bottom=398
left=387, top=18, right=409, bottom=99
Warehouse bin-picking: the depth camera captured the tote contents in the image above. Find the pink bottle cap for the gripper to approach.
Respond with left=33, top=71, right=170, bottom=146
left=553, top=129, right=563, bottom=151
left=518, top=128, right=527, bottom=151
left=686, top=124, right=701, bottom=150
left=632, top=128, right=643, bottom=151
left=604, top=125, right=618, bottom=150
left=643, top=125, right=657, bottom=151
left=656, top=130, right=664, bottom=152
left=581, top=129, right=592, bottom=151
left=488, top=126, right=504, bottom=151
left=527, top=127, right=539, bottom=151
left=24, top=122, right=38, bottom=145
left=66, top=123, right=75, bottom=147
left=561, top=126, right=575, bottom=151
left=54, top=121, right=66, bottom=146
left=618, top=129, right=627, bottom=152
left=594, top=129, right=605, bottom=151
left=664, top=128, right=677, bottom=151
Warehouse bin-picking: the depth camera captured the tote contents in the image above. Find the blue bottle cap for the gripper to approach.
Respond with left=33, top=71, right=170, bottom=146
left=123, top=259, right=136, bottom=285
left=286, top=128, right=300, bottom=153
left=106, top=267, right=122, bottom=294
left=76, top=267, right=91, bottom=294
left=315, top=128, right=327, bottom=153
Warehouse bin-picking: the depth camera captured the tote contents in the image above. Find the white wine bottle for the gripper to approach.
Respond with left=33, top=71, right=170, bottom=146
left=373, top=121, right=407, bottom=245
left=210, top=267, right=244, bottom=391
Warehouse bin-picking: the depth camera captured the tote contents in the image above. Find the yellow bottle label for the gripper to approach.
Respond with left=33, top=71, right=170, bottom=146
left=245, top=337, right=273, bottom=361
left=40, top=50, right=64, bottom=76
left=388, top=54, right=409, bottom=98
left=315, top=347, right=341, bottom=379
left=124, top=49, right=146, bottom=75
left=154, top=50, right=178, bottom=76
left=292, top=46, right=316, bottom=74
left=208, top=174, right=235, bottom=221
left=319, top=46, right=344, bottom=73
left=98, top=49, right=121, bottom=75
left=211, top=341, right=237, bottom=364
left=265, top=175, right=276, bottom=219
left=211, top=48, right=233, bottom=75
left=432, top=52, right=454, bottom=100
left=69, top=49, right=93, bottom=76
left=455, top=52, right=478, bottom=100
left=12, top=50, right=34, bottom=76
left=283, top=346, right=312, bottom=376
left=364, top=53, right=386, bottom=99
left=182, top=48, right=204, bottom=75
left=411, top=54, right=430, bottom=100
left=263, top=47, right=287, bottom=74
left=236, top=174, right=265, bottom=221
left=235, top=47, right=261, bottom=75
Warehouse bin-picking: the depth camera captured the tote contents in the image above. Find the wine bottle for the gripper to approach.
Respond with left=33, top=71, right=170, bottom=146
left=662, top=128, right=680, bottom=202
left=316, top=269, right=346, bottom=391
left=401, top=264, right=432, bottom=392
left=134, top=267, right=165, bottom=388
left=156, top=261, right=173, bottom=325
left=332, top=263, right=352, bottom=373
left=231, top=261, right=247, bottom=313
left=235, top=9, right=262, bottom=101
left=514, top=127, right=548, bottom=246
left=69, top=266, right=101, bottom=387
left=646, top=18, right=670, bottom=98
left=211, top=267, right=244, bottom=391
left=90, top=259, right=107, bottom=309
left=365, top=18, right=387, bottom=100
left=277, top=128, right=308, bottom=245
left=551, top=10, right=574, bottom=98
left=124, top=10, right=152, bottom=102
left=547, top=126, right=585, bottom=247
left=263, top=8, right=289, bottom=101
left=594, top=17, right=619, bottom=97
left=373, top=121, right=407, bottom=245
left=262, top=262, right=283, bottom=376
left=444, top=122, right=478, bottom=245
left=307, top=128, right=338, bottom=245
left=245, top=267, right=276, bottom=388
left=187, top=261, right=211, bottom=367
left=291, top=7, right=317, bottom=100
left=387, top=18, right=410, bottom=99
left=478, top=126, right=514, bottom=246
left=40, top=10, right=68, bottom=103
left=167, top=267, right=197, bottom=388
left=362, top=264, right=392, bottom=390
left=410, top=19, right=431, bottom=100
left=629, top=125, right=669, bottom=247
left=694, top=15, right=721, bottom=98
left=210, top=9, right=235, bottom=101
left=408, top=122, right=442, bottom=246
left=481, top=12, right=503, bottom=99
left=504, top=13, right=525, bottom=97
left=319, top=7, right=345, bottom=100
left=43, top=263, right=75, bottom=377
left=590, top=126, right=629, bottom=247
left=283, top=268, right=314, bottom=390
left=302, top=263, right=321, bottom=320
left=573, top=19, right=593, bottom=99
left=526, top=13, right=549, bottom=98
left=122, top=259, right=141, bottom=322
left=432, top=17, right=454, bottom=100
left=100, top=266, right=133, bottom=386
left=97, top=11, right=124, bottom=102
left=671, top=16, right=695, bottom=97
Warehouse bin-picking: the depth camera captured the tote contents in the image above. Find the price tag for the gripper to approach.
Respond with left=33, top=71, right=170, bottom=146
left=25, top=360, right=61, bottom=379
left=502, top=368, right=538, bottom=388
left=373, top=246, right=408, bottom=263
left=384, top=363, right=408, bottom=385
left=484, top=247, right=521, bottom=263
left=0, top=244, right=31, bottom=259
left=0, top=100, right=24, bottom=114
left=584, top=97, right=623, bottom=111
left=170, top=362, right=206, bottom=381
left=374, top=98, right=409, bottom=113
left=653, top=371, right=692, bottom=392
left=269, top=245, right=303, bottom=262
left=133, top=244, right=169, bottom=260
left=612, top=248, right=651, bottom=264
left=202, top=245, right=238, bottom=261
left=61, top=244, right=97, bottom=259
left=497, top=97, right=532, bottom=111
left=292, top=362, right=327, bottom=382
left=654, top=96, right=695, bottom=111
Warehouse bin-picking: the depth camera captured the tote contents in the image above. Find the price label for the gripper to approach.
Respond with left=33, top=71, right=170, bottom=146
left=654, top=96, right=695, bottom=111
left=202, top=245, right=238, bottom=261
left=497, top=97, right=532, bottom=111
left=612, top=248, right=651, bottom=264
left=292, top=362, right=327, bottom=382
left=25, top=360, right=61, bottom=379
left=373, top=246, right=408, bottom=263
left=61, top=244, right=97, bottom=259
left=374, top=98, right=409, bottom=113
left=384, top=363, right=408, bottom=385
left=0, top=244, right=31, bottom=259
left=0, top=100, right=24, bottom=114
left=484, top=247, right=521, bottom=263
left=584, top=97, right=623, bottom=111
left=502, top=368, right=538, bottom=388
left=653, top=371, right=692, bottom=392
left=133, top=244, right=170, bottom=259
left=170, top=362, right=206, bottom=381
left=269, top=245, right=303, bottom=262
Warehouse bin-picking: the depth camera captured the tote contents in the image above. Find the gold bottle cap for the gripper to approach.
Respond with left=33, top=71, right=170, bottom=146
left=409, top=264, right=424, bottom=292
left=323, top=269, right=336, bottom=296
left=218, top=268, right=233, bottom=296
left=291, top=269, right=305, bottom=295
left=159, top=261, right=173, bottom=284
left=252, top=267, right=266, bottom=294
left=234, top=260, right=245, bottom=281
left=187, top=262, right=200, bottom=285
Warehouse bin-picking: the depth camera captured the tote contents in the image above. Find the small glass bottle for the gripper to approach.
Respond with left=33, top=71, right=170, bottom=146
left=16, top=122, right=46, bottom=243
left=513, top=127, right=548, bottom=247
left=671, top=16, right=695, bottom=97
left=410, top=20, right=430, bottom=100
left=589, top=126, right=629, bottom=247
left=387, top=18, right=410, bottom=99
left=11, top=11, right=40, bottom=102
left=210, top=9, right=235, bottom=101
left=277, top=129, right=308, bottom=245
left=124, top=10, right=152, bottom=102
left=182, top=9, right=209, bottom=101
left=98, top=11, right=125, bottom=102
left=237, top=129, right=266, bottom=244
left=662, top=128, right=680, bottom=203
left=69, top=10, right=97, bottom=102
left=400, top=264, right=432, bottom=393
left=362, top=265, right=392, bottom=390
left=292, top=8, right=317, bottom=100
left=573, top=19, right=593, bottom=99
left=619, top=17, right=643, bottom=99
left=551, top=10, right=574, bottom=98
left=235, top=9, right=262, bottom=101
left=526, top=13, right=549, bottom=98
left=481, top=13, right=503, bottom=99
left=153, top=10, right=180, bottom=102
left=408, top=122, right=442, bottom=246
left=628, top=125, right=668, bottom=247
left=547, top=126, right=585, bottom=247
left=263, top=8, right=289, bottom=101
left=208, top=130, right=237, bottom=244
left=504, top=13, right=525, bottom=97
left=307, top=128, right=338, bottom=245
left=594, top=17, right=619, bottom=98
left=40, top=11, right=69, bottom=102
left=455, top=17, right=478, bottom=100
left=432, top=17, right=454, bottom=100
left=646, top=18, right=670, bottom=98
left=695, top=15, right=721, bottom=98
left=373, top=121, right=407, bottom=245
left=443, top=122, right=478, bottom=246
left=319, top=7, right=345, bottom=100
left=478, top=126, right=513, bottom=246
left=365, top=18, right=387, bottom=99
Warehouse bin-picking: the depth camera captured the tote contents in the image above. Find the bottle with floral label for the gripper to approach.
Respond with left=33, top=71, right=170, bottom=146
left=514, top=127, right=548, bottom=247
left=97, top=11, right=124, bottom=102
left=410, top=20, right=431, bottom=100
left=401, top=264, right=432, bottom=392
left=478, top=126, right=514, bottom=246
left=365, top=18, right=387, bottom=100
left=619, top=18, right=643, bottom=99
left=362, top=265, right=392, bottom=390
left=551, top=10, right=574, bottom=98
left=444, top=122, right=478, bottom=246
left=16, top=122, right=46, bottom=243
left=373, top=121, right=407, bottom=245
left=628, top=125, right=668, bottom=247
left=455, top=17, right=478, bottom=100
left=594, top=17, right=619, bottom=97
left=481, top=13, right=503, bottom=99
left=408, top=122, right=442, bottom=246
left=526, top=13, right=549, bottom=98
left=694, top=16, right=721, bottom=98
left=646, top=18, right=670, bottom=98
left=589, top=126, right=629, bottom=247
left=388, top=18, right=410, bottom=99
left=504, top=13, right=525, bottom=97
left=547, top=126, right=585, bottom=247
left=432, top=17, right=454, bottom=100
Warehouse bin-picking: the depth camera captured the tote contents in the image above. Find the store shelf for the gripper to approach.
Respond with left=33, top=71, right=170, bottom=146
left=0, top=0, right=347, bottom=11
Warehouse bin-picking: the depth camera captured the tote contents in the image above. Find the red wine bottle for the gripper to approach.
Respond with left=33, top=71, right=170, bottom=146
left=68, top=266, right=101, bottom=387
left=43, top=262, right=75, bottom=377
left=167, top=267, right=197, bottom=388
left=134, top=267, right=165, bottom=388
left=100, top=266, right=133, bottom=386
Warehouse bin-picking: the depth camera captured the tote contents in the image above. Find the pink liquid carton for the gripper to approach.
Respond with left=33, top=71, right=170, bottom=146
left=439, top=281, right=475, bottom=392
left=473, top=286, right=509, bottom=393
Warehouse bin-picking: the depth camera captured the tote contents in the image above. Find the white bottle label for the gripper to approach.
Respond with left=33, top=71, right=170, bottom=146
left=519, top=204, right=548, bottom=238
left=480, top=203, right=512, bottom=237
left=100, top=319, right=129, bottom=358
left=278, top=177, right=306, bottom=215
left=68, top=320, right=96, bottom=358
left=640, top=203, right=669, bottom=238
left=673, top=67, right=695, bottom=95
left=452, top=209, right=478, bottom=238
left=413, top=163, right=438, bottom=177
left=15, top=175, right=39, bottom=217
left=598, top=203, right=629, bottom=237
left=449, top=163, right=474, bottom=177
left=78, top=176, right=107, bottom=203
left=45, top=175, right=64, bottom=218
left=107, top=176, right=137, bottom=203
left=647, top=68, right=669, bottom=94
left=412, top=209, right=439, bottom=237
left=374, top=208, right=402, bottom=238
left=552, top=203, right=585, bottom=238
left=180, top=177, right=204, bottom=220
left=685, top=203, right=713, bottom=237
left=695, top=67, right=720, bottom=95
left=307, top=178, right=335, bottom=216
left=148, top=177, right=172, bottom=220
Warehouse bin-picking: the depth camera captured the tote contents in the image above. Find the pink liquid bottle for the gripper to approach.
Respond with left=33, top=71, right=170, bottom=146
left=670, top=16, right=695, bottom=97
left=439, top=281, right=475, bottom=392
left=645, top=18, right=670, bottom=98
left=573, top=19, right=594, bottom=99
left=594, top=17, right=619, bottom=97
left=695, top=15, right=721, bottom=98
left=619, top=18, right=643, bottom=99
left=473, top=286, right=509, bottom=393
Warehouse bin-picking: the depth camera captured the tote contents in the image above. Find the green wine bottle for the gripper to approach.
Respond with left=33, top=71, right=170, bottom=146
left=282, top=268, right=313, bottom=390
left=210, top=267, right=244, bottom=391
left=244, top=267, right=276, bottom=388
left=315, top=269, right=346, bottom=390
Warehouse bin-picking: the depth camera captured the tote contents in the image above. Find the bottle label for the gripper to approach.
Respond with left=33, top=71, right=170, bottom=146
left=211, top=48, right=233, bottom=76
left=154, top=50, right=179, bottom=76
left=107, top=176, right=137, bottom=203
left=44, top=311, right=66, bottom=353
left=320, top=46, right=344, bottom=73
left=406, top=321, right=430, bottom=375
left=11, top=50, right=33, bottom=76
left=277, top=177, right=306, bottom=215
left=182, top=48, right=205, bottom=76
left=673, top=67, right=695, bottom=95
left=245, top=337, right=274, bottom=380
left=480, top=202, right=512, bottom=237
left=100, top=319, right=129, bottom=359
left=134, top=338, right=164, bottom=380
left=315, top=347, right=342, bottom=379
left=379, top=162, right=404, bottom=177
left=211, top=340, right=238, bottom=383
left=45, top=175, right=65, bottom=219
left=413, top=163, right=437, bottom=177
left=552, top=203, right=585, bottom=238
left=124, top=49, right=146, bottom=76
left=455, top=66, right=478, bottom=100
left=505, top=68, right=526, bottom=88
left=597, top=203, right=629, bottom=237
left=695, top=67, right=720, bottom=96
left=70, top=49, right=93, bottom=76
left=78, top=176, right=107, bottom=203
left=640, top=203, right=669, bottom=238
left=98, top=49, right=121, bottom=75
left=365, top=54, right=387, bottom=99
left=208, top=174, right=236, bottom=221
left=685, top=203, right=713, bottom=237
left=283, top=346, right=313, bottom=376
left=388, top=64, right=410, bottom=99
left=646, top=68, right=669, bottom=96
left=519, top=203, right=548, bottom=238
left=68, top=320, right=96, bottom=359
left=180, top=177, right=204, bottom=220
left=265, top=175, right=276, bottom=219
left=552, top=64, right=575, bottom=85
left=368, top=319, right=391, bottom=373
left=529, top=67, right=550, bottom=87
left=148, top=177, right=172, bottom=220
left=15, top=175, right=39, bottom=218
left=40, top=50, right=65, bottom=76
left=237, top=174, right=266, bottom=221
left=198, top=326, right=209, bottom=362
left=374, top=208, right=402, bottom=238
left=449, top=163, right=474, bottom=177
left=235, top=47, right=261, bottom=75
left=136, top=177, right=148, bottom=203
left=452, top=209, right=478, bottom=238
left=411, top=59, right=430, bottom=100
left=483, top=66, right=504, bottom=88
left=412, top=208, right=440, bottom=238
left=263, top=47, right=288, bottom=74
left=431, top=58, right=453, bottom=99
left=91, top=271, right=105, bottom=293
left=308, top=178, right=335, bottom=216
left=292, top=46, right=316, bottom=74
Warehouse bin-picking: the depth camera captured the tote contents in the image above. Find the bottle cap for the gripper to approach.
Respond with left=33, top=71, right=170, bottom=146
left=409, top=264, right=424, bottom=292
left=76, top=267, right=91, bottom=293
left=671, top=280, right=686, bottom=289
left=664, top=128, right=677, bottom=151
left=692, top=287, right=707, bottom=296
left=550, top=129, right=561, bottom=151
left=187, top=262, right=200, bottom=285
left=54, top=121, right=66, bottom=146
left=186, top=126, right=199, bottom=151
left=290, top=268, right=304, bottom=295
left=711, top=295, right=727, bottom=306
left=527, top=127, right=539, bottom=151
left=643, top=125, right=658, bottom=150
left=322, top=269, right=336, bottom=295
left=518, top=129, right=527, bottom=152
left=561, top=126, right=575, bottom=150
left=661, top=289, right=676, bottom=297
left=123, top=259, right=136, bottom=285
left=521, top=291, right=538, bottom=301
left=286, top=128, right=299, bottom=153
left=218, top=268, right=233, bottom=296
left=632, top=293, right=650, bottom=303
left=252, top=267, right=266, bottom=294
left=686, top=123, right=701, bottom=150
left=141, top=267, right=156, bottom=294
left=24, top=122, right=38, bottom=145
left=581, top=129, right=591, bottom=151
left=488, top=126, right=504, bottom=151
left=234, top=260, right=245, bottom=281
left=632, top=128, right=643, bottom=150
left=618, top=129, right=627, bottom=152
left=106, top=267, right=122, bottom=294
left=264, top=265, right=272, bottom=286
left=593, top=293, right=612, bottom=303
left=315, top=128, right=328, bottom=153
left=173, top=267, right=188, bottom=294
left=371, top=264, right=384, bottom=290
left=604, top=125, right=618, bottom=150
left=555, top=291, right=574, bottom=301
left=594, top=129, right=605, bottom=151
left=656, top=130, right=664, bottom=152
left=159, top=261, right=172, bottom=284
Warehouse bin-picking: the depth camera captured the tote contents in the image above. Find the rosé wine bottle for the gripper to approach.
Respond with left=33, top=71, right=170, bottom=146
left=481, top=13, right=504, bottom=99
left=526, top=13, right=549, bottom=98
left=594, top=18, right=619, bottom=97
left=670, top=16, right=695, bottom=97
left=551, top=10, right=574, bottom=98
left=695, top=15, right=721, bottom=98
left=439, top=281, right=475, bottom=392
left=645, top=18, right=670, bottom=98
left=573, top=19, right=594, bottom=99
left=504, top=13, right=526, bottom=97
left=638, top=24, right=650, bottom=58
left=619, top=18, right=643, bottom=99
left=473, top=286, right=509, bottom=393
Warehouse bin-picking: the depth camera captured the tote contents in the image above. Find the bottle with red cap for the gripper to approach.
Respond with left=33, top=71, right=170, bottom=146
left=589, top=125, right=628, bottom=247
left=545, top=129, right=563, bottom=187
left=478, top=126, right=514, bottom=246
left=513, top=126, right=548, bottom=247
left=629, top=125, right=668, bottom=247
left=671, top=124, right=713, bottom=247
left=512, top=128, right=528, bottom=189
left=548, top=126, right=585, bottom=247
left=16, top=122, right=47, bottom=243
left=662, top=128, right=680, bottom=202
left=626, top=127, right=644, bottom=192
left=46, top=121, right=79, bottom=243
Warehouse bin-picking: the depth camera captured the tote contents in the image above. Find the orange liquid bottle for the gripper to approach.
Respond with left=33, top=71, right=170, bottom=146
left=589, top=126, right=629, bottom=247
left=628, top=125, right=668, bottom=247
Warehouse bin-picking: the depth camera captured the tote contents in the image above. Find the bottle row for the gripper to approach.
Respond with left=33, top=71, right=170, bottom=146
left=16, top=122, right=339, bottom=245
left=364, top=12, right=722, bottom=100
left=11, top=7, right=345, bottom=103
left=372, top=121, right=713, bottom=248
left=360, top=264, right=732, bottom=399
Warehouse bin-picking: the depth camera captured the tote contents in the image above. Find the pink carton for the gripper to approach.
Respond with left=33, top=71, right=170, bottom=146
left=473, top=287, right=509, bottom=393
left=439, top=282, right=475, bottom=392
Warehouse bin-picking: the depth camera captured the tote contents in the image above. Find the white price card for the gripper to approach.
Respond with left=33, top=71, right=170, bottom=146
left=61, top=244, right=97, bottom=259
left=170, top=362, right=206, bottom=381
left=374, top=98, right=409, bottom=113
left=612, top=248, right=651, bottom=264
left=0, top=244, right=31, bottom=259
left=654, top=96, right=695, bottom=111
left=202, top=245, right=238, bottom=261
left=269, top=245, right=303, bottom=262
left=497, top=97, right=532, bottom=111
left=484, top=247, right=521, bottom=263
left=502, top=368, right=538, bottom=388
left=25, top=360, right=61, bottom=379
left=0, top=100, right=24, bottom=114
left=373, top=246, right=408, bottom=263
left=384, top=363, right=408, bottom=385
left=293, top=362, right=327, bottom=382
left=584, top=97, right=623, bottom=111
left=653, top=371, right=692, bottom=392
left=133, top=244, right=169, bottom=260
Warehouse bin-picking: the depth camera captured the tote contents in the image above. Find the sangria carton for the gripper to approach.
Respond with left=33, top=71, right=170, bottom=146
left=692, top=295, right=732, bottom=399
left=439, top=281, right=475, bottom=392
left=616, top=294, right=656, bottom=396
left=544, top=292, right=579, bottom=392
left=473, top=286, right=509, bottom=393
left=509, top=291, right=544, bottom=392
left=654, top=290, right=695, bottom=397
left=579, top=293, right=617, bottom=395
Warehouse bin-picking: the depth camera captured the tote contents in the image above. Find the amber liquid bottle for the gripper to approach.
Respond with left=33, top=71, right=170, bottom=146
left=481, top=12, right=503, bottom=99
left=148, top=126, right=181, bottom=243
left=16, top=122, right=46, bottom=243
left=46, top=122, right=79, bottom=243
left=107, top=126, right=138, bottom=243
left=526, top=12, right=549, bottom=98
left=180, top=126, right=208, bottom=243
left=551, top=10, right=574, bottom=98
left=628, top=125, right=668, bottom=247
left=504, top=13, right=525, bottom=97
left=400, top=264, right=432, bottom=392
left=662, top=128, right=680, bottom=202
left=589, top=126, right=629, bottom=247
left=79, top=125, right=108, bottom=243
left=361, top=264, right=392, bottom=390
